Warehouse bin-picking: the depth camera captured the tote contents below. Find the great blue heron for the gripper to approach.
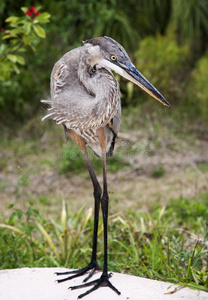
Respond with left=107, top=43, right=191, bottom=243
left=41, top=36, right=170, bottom=298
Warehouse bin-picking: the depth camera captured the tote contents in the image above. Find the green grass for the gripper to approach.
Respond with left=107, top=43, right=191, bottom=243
left=0, top=190, right=207, bottom=292
left=152, top=164, right=165, bottom=178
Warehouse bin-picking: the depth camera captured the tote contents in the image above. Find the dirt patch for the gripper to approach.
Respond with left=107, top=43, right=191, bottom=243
left=1, top=130, right=208, bottom=218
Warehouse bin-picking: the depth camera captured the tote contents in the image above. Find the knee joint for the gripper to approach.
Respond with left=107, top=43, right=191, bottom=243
left=101, top=192, right=109, bottom=204
left=94, top=186, right=102, bottom=199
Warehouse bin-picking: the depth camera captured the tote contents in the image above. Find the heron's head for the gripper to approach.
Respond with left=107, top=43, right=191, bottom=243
left=83, top=36, right=170, bottom=107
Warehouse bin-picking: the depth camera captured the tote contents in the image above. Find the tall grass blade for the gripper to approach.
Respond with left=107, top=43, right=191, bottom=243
left=36, top=222, right=60, bottom=260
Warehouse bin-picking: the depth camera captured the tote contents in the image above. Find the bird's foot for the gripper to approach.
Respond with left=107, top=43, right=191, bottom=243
left=55, top=261, right=102, bottom=283
left=70, top=272, right=121, bottom=299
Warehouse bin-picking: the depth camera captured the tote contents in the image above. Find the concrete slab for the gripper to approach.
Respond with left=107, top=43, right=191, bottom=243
left=0, top=268, right=207, bottom=300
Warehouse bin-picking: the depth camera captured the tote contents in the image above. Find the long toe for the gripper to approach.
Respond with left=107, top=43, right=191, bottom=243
left=56, top=262, right=102, bottom=283
left=55, top=270, right=78, bottom=276
left=70, top=273, right=121, bottom=298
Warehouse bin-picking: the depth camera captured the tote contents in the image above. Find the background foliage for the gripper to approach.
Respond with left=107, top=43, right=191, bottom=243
left=0, top=0, right=208, bottom=126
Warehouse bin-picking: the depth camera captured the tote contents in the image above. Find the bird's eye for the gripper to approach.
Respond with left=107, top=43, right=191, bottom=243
left=110, top=55, right=117, bottom=61
left=92, top=65, right=96, bottom=72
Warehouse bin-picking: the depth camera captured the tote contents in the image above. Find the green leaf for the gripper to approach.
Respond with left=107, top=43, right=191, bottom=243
left=30, top=45, right=36, bottom=53
left=21, top=7, right=28, bottom=14
left=5, top=16, right=19, bottom=23
left=7, top=54, right=17, bottom=63
left=27, top=208, right=32, bottom=218
left=9, top=212, right=17, bottom=223
left=2, top=28, right=22, bottom=39
left=16, top=209, right=23, bottom=220
left=2, top=35, right=13, bottom=40
left=8, top=204, right=14, bottom=209
left=35, top=13, right=51, bottom=23
left=36, top=222, right=60, bottom=260
left=16, top=56, right=25, bottom=65
left=12, top=64, right=20, bottom=74
left=35, top=6, right=42, bottom=11
left=32, top=209, right=40, bottom=217
left=186, top=282, right=208, bottom=292
left=0, top=224, right=26, bottom=236
left=33, top=24, right=46, bottom=38
left=29, top=200, right=34, bottom=206
left=22, top=35, right=32, bottom=46
left=16, top=48, right=26, bottom=53
left=24, top=22, right=31, bottom=35
left=191, top=268, right=199, bottom=285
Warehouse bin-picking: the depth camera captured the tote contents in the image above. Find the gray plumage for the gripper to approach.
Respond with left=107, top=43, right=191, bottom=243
left=42, top=37, right=125, bottom=157
left=42, top=36, right=170, bottom=158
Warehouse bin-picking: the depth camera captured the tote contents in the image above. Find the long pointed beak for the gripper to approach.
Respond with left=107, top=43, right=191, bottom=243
left=121, top=62, right=171, bottom=107
left=101, top=58, right=171, bottom=107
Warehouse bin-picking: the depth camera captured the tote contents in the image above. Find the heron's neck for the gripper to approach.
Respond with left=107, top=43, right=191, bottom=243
left=78, top=55, right=120, bottom=127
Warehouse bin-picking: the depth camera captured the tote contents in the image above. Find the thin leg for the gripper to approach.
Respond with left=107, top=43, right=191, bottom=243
left=101, top=151, right=109, bottom=276
left=56, top=131, right=102, bottom=283
left=82, top=149, right=102, bottom=267
left=69, top=128, right=121, bottom=298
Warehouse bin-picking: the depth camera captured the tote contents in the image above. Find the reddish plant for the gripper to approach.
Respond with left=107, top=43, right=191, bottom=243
left=25, top=7, right=40, bottom=19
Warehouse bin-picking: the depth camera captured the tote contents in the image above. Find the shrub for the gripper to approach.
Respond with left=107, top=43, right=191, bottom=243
left=0, top=7, right=50, bottom=125
left=187, top=52, right=208, bottom=118
left=134, top=35, right=189, bottom=103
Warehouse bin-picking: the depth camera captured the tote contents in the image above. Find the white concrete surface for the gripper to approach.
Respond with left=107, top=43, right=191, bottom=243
left=0, top=268, right=207, bottom=300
